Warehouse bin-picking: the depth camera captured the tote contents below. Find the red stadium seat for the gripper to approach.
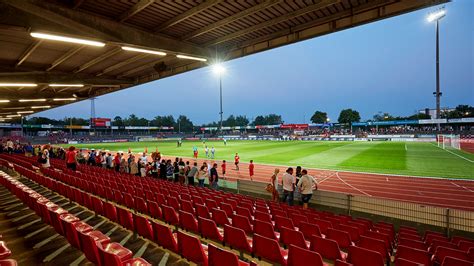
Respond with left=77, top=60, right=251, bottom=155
left=179, top=210, right=199, bottom=233
left=133, top=214, right=154, bottom=240
left=68, top=221, right=93, bottom=249
left=452, top=236, right=474, bottom=246
left=287, top=244, right=328, bottom=266
left=199, top=217, right=224, bottom=242
left=395, top=245, right=431, bottom=266
left=196, top=204, right=211, bottom=219
left=212, top=208, right=231, bottom=226
left=347, top=246, right=384, bottom=266
left=151, top=221, right=178, bottom=253
left=280, top=227, right=309, bottom=249
left=335, top=260, right=353, bottom=266
left=252, top=234, right=288, bottom=266
left=254, top=220, right=280, bottom=241
left=123, top=193, right=135, bottom=209
left=289, top=213, right=308, bottom=228
left=0, top=259, right=17, bottom=266
left=135, top=197, right=148, bottom=214
left=394, top=258, right=420, bottom=266
left=224, top=224, right=252, bottom=253
left=432, top=246, right=471, bottom=265
left=117, top=207, right=134, bottom=231
left=338, top=224, right=360, bottom=242
left=274, top=215, right=296, bottom=231
left=429, top=239, right=458, bottom=254
left=358, top=236, right=389, bottom=262
left=91, top=197, right=104, bottom=216
left=298, top=222, right=322, bottom=239
left=181, top=200, right=195, bottom=215
left=459, top=241, right=474, bottom=252
left=208, top=243, right=251, bottom=266
left=205, top=199, right=218, bottom=210
left=310, top=235, right=347, bottom=262
left=103, top=201, right=118, bottom=223
left=442, top=256, right=474, bottom=266
left=177, top=231, right=208, bottom=266
left=59, top=213, right=80, bottom=241
left=254, top=210, right=273, bottom=224
left=148, top=201, right=162, bottom=219
left=0, top=241, right=11, bottom=259
left=326, top=228, right=352, bottom=249
left=220, top=202, right=234, bottom=218
left=236, top=206, right=253, bottom=222
left=168, top=197, right=180, bottom=211
left=97, top=242, right=132, bottom=266
left=79, top=230, right=111, bottom=265
left=162, top=205, right=179, bottom=226
left=232, top=214, right=253, bottom=235
left=398, top=237, right=427, bottom=251
left=311, top=218, right=332, bottom=235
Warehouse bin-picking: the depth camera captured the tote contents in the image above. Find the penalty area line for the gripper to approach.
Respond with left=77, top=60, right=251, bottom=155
left=431, top=143, right=474, bottom=163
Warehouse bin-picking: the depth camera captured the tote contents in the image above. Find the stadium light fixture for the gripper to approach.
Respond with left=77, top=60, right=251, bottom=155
left=49, top=84, right=84, bottom=87
left=427, top=9, right=446, bottom=22
left=3, top=107, right=26, bottom=110
left=326, top=118, right=331, bottom=122
left=0, top=100, right=10, bottom=103
left=53, top=98, right=76, bottom=101
left=121, top=46, right=167, bottom=56
left=176, top=55, right=207, bottom=62
left=30, top=32, right=105, bottom=47
left=6, top=114, right=21, bottom=117
left=19, top=99, right=46, bottom=102
left=31, top=105, right=51, bottom=109
left=0, top=83, right=37, bottom=87
left=17, top=111, right=34, bottom=114
left=211, top=63, right=226, bottom=75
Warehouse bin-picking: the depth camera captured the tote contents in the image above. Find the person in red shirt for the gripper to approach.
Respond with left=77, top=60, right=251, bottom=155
left=249, top=160, right=254, bottom=181
left=221, top=160, right=226, bottom=178
left=114, top=153, right=121, bottom=172
left=234, top=153, right=240, bottom=170
left=65, top=146, right=77, bottom=171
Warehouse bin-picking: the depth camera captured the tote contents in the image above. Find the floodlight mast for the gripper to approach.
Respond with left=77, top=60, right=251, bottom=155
left=427, top=8, right=445, bottom=125
left=212, top=64, right=226, bottom=134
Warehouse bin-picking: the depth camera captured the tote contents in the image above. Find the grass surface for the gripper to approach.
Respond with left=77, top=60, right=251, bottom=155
left=62, top=140, right=474, bottom=179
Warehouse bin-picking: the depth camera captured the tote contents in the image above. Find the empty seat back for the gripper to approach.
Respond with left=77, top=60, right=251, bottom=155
left=177, top=231, right=208, bottom=266
left=179, top=210, right=199, bottom=233
left=310, top=235, right=344, bottom=261
left=199, top=217, right=224, bottom=242
left=208, top=244, right=243, bottom=266
left=254, top=220, right=278, bottom=241
left=395, top=245, right=431, bottom=266
left=151, top=221, right=178, bottom=253
left=252, top=234, right=287, bottom=266
left=280, top=227, right=308, bottom=249
left=347, top=245, right=384, bottom=266
left=326, top=228, right=352, bottom=249
left=223, top=224, right=252, bottom=253
left=232, top=214, right=253, bottom=235
left=287, top=244, right=325, bottom=266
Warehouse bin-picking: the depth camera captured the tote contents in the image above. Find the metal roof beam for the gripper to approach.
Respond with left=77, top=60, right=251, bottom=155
left=74, top=47, right=122, bottom=73
left=15, top=40, right=43, bottom=67
left=2, top=0, right=212, bottom=58
left=181, top=0, right=283, bottom=41
left=96, top=54, right=149, bottom=77
left=155, top=0, right=222, bottom=32
left=118, top=0, right=155, bottom=22
left=205, top=0, right=340, bottom=46
left=46, top=45, right=84, bottom=71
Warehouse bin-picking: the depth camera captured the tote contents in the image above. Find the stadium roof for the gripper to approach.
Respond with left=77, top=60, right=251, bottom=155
left=0, top=0, right=447, bottom=117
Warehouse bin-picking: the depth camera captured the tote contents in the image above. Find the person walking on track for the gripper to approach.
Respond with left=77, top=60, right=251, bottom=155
left=234, top=153, right=240, bottom=170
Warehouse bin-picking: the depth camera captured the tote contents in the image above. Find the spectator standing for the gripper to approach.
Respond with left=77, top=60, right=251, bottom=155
left=159, top=159, right=167, bottom=179
left=211, top=147, right=215, bottom=159
left=114, top=153, right=121, bottom=172
left=221, top=160, right=226, bottom=179
left=76, top=149, right=86, bottom=164
left=210, top=163, right=219, bottom=190
left=295, top=166, right=302, bottom=184
left=66, top=146, right=78, bottom=171
left=6, top=139, right=13, bottom=154
left=205, top=146, right=209, bottom=158
left=166, top=160, right=174, bottom=181
left=24, top=142, right=33, bottom=157
left=249, top=160, right=255, bottom=181
left=297, top=169, right=317, bottom=209
left=130, top=157, right=139, bottom=176
left=282, top=167, right=295, bottom=205
left=187, top=162, right=198, bottom=186
left=270, top=168, right=280, bottom=202
left=41, top=149, right=50, bottom=168
left=197, top=165, right=208, bottom=187
left=106, top=153, right=113, bottom=169
left=119, top=158, right=128, bottom=173
left=173, top=161, right=180, bottom=182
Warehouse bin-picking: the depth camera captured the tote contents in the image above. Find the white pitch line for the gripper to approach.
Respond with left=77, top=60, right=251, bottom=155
left=451, top=182, right=474, bottom=193
left=336, top=172, right=372, bottom=197
left=432, top=143, right=474, bottom=163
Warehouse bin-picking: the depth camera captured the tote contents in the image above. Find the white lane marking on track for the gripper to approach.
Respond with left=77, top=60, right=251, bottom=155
left=386, top=177, right=389, bottom=182
left=335, top=172, right=372, bottom=197
left=432, top=143, right=474, bottom=163
left=317, top=172, right=336, bottom=184
left=451, top=182, right=474, bottom=193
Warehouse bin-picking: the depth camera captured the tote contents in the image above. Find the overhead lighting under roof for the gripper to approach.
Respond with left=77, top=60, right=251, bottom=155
left=31, top=106, right=51, bottom=109
left=49, top=84, right=84, bottom=87
left=0, top=83, right=37, bottom=87
left=0, top=100, right=10, bottom=103
left=3, top=107, right=26, bottom=110
left=122, top=46, right=167, bottom=56
left=176, top=55, right=207, bottom=62
left=53, top=98, right=76, bottom=101
left=17, top=111, right=34, bottom=114
left=19, top=99, right=46, bottom=102
left=6, top=114, right=21, bottom=117
left=30, top=32, right=106, bottom=47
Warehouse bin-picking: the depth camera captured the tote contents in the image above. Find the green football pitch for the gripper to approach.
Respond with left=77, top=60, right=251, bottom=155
left=63, top=140, right=474, bottom=179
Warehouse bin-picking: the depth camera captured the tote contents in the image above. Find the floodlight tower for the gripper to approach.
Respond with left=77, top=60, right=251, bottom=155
left=212, top=63, right=226, bottom=134
left=427, top=8, right=446, bottom=120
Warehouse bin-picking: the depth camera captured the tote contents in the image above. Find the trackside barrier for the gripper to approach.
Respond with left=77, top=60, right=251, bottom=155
left=236, top=180, right=474, bottom=234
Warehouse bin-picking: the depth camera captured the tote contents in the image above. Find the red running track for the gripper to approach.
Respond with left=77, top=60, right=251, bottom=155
left=161, top=156, right=474, bottom=212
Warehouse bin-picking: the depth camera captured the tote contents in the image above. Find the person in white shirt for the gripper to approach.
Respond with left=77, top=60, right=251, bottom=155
left=296, top=169, right=318, bottom=209
left=6, top=139, right=14, bottom=154
left=140, top=152, right=148, bottom=164
left=282, top=167, right=295, bottom=205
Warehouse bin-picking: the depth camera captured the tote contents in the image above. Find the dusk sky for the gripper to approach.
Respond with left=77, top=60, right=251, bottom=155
left=35, top=0, right=473, bottom=125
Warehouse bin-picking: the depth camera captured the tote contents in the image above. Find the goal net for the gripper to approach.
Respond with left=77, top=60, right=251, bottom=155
left=437, top=134, right=461, bottom=150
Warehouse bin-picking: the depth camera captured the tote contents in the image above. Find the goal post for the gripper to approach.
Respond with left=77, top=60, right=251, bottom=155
left=437, top=134, right=461, bottom=150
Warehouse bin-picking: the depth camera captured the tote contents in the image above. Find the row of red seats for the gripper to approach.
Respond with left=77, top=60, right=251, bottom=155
left=395, top=225, right=474, bottom=265
left=0, top=170, right=151, bottom=266
left=1, top=160, right=263, bottom=266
